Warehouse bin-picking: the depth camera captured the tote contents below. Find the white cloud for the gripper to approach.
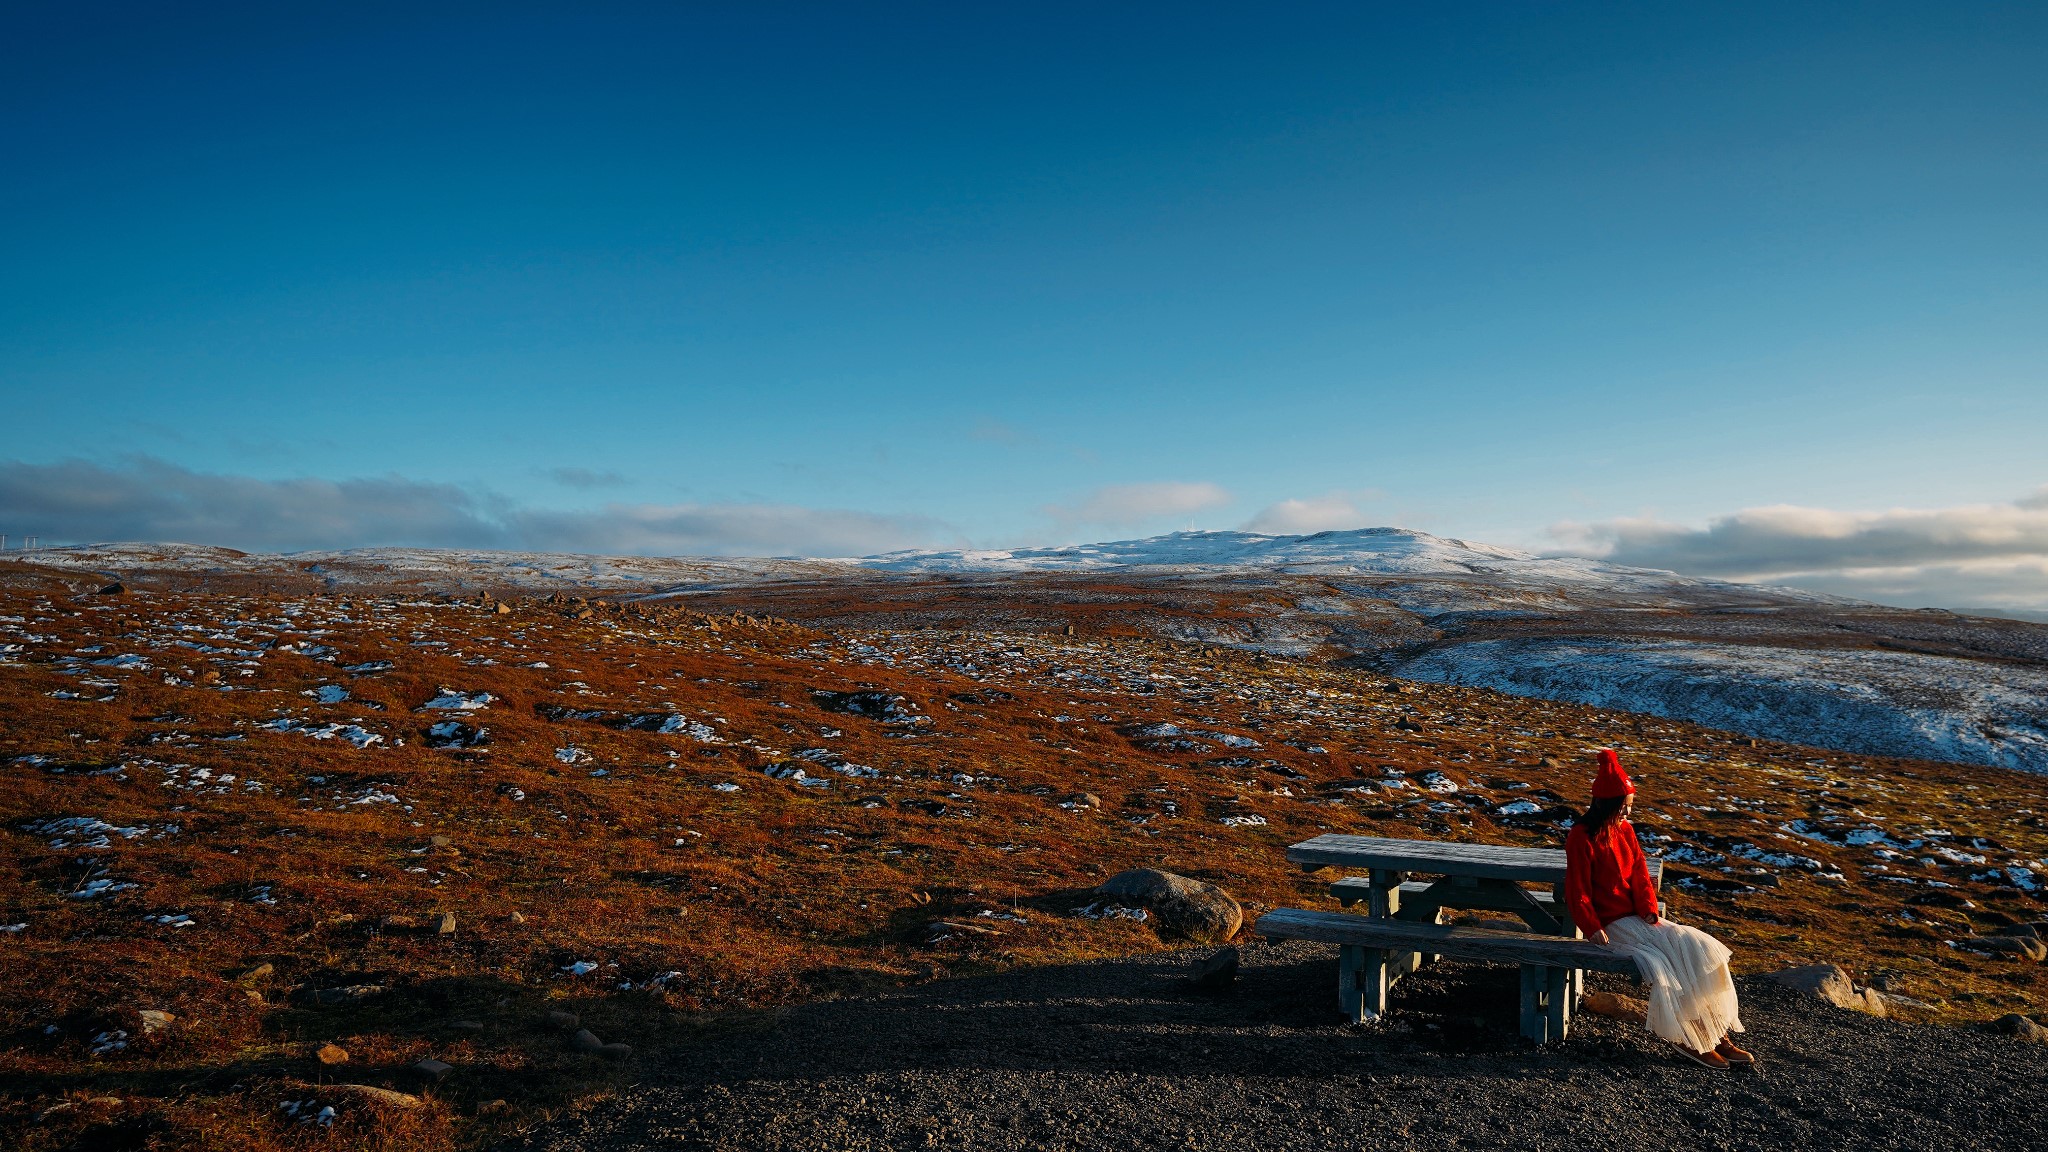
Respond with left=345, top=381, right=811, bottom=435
left=0, top=457, right=946, bottom=558
left=1243, top=491, right=1381, bottom=535
left=1550, top=487, right=2048, bottom=617
left=545, top=467, right=629, bottom=490
left=1045, top=481, right=1231, bottom=529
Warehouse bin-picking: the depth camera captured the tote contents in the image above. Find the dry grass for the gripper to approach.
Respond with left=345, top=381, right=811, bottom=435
left=1, top=571, right=2042, bottom=1150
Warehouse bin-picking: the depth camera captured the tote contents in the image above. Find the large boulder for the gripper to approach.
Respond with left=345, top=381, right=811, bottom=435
left=1992, top=1014, right=2048, bottom=1044
left=1095, top=869, right=1242, bottom=943
left=1767, top=962, right=1885, bottom=1016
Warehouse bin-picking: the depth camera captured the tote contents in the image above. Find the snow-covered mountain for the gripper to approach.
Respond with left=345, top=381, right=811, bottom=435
left=851, top=528, right=1539, bottom=574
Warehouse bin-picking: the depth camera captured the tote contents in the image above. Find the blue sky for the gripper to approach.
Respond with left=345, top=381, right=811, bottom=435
left=3, top=3, right=2046, bottom=612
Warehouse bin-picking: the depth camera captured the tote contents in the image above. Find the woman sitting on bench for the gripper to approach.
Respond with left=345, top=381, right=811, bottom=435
left=1566, top=750, right=1757, bottom=1070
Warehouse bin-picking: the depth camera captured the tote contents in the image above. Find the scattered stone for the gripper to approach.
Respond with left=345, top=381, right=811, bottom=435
left=334, top=1084, right=423, bottom=1109
left=1064, top=793, right=1101, bottom=809
left=1978, top=934, right=2048, bottom=962
left=1766, top=963, right=1883, bottom=1015
left=599, top=1042, right=632, bottom=1059
left=1582, top=990, right=1648, bottom=1023
left=495, top=601, right=513, bottom=615
left=135, top=1009, right=175, bottom=1034
left=236, top=962, right=274, bottom=983
left=508, top=910, right=527, bottom=925
left=1094, top=869, right=1243, bottom=944
left=243, top=988, right=266, bottom=1005
left=315, top=1043, right=350, bottom=1065
left=97, top=583, right=126, bottom=596
left=1188, top=946, right=1239, bottom=992
left=379, top=914, right=420, bottom=931
left=478, top=1099, right=511, bottom=1116
left=1992, top=1014, right=2048, bottom=1044
left=435, top=912, right=458, bottom=936
left=429, top=834, right=453, bottom=848
left=546, top=1010, right=580, bottom=1030
left=570, top=1028, right=607, bottom=1053
left=412, top=1058, right=454, bottom=1082
left=310, top=984, right=386, bottom=1006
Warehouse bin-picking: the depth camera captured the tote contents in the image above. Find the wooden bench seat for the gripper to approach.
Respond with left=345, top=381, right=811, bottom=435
left=1254, top=907, right=1640, bottom=1043
left=1329, top=877, right=1664, bottom=929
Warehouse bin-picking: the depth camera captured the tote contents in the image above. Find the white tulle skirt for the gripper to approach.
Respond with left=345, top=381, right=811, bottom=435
left=1602, top=915, right=1744, bottom=1052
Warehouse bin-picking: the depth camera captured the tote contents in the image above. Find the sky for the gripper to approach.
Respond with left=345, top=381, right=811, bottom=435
left=3, top=3, right=2046, bottom=616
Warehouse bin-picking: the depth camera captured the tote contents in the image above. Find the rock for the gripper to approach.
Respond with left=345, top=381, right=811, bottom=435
left=435, top=912, right=457, bottom=936
left=570, top=1028, right=606, bottom=1053
left=508, top=910, right=527, bottom=925
left=429, top=834, right=453, bottom=848
left=495, top=602, right=512, bottom=615
left=310, top=984, right=385, bottom=1006
left=1188, top=946, right=1239, bottom=992
left=135, top=1009, right=175, bottom=1034
left=334, top=1084, right=422, bottom=1109
left=478, top=1099, right=511, bottom=1115
left=380, top=914, right=420, bottom=931
left=1064, top=793, right=1101, bottom=809
left=1858, top=987, right=1888, bottom=1018
left=315, top=1043, right=350, bottom=1065
left=97, top=583, right=126, bottom=596
left=412, top=1058, right=453, bottom=1082
left=1582, top=990, right=1648, bottom=1023
left=243, top=988, right=266, bottom=1005
left=546, top=1010, right=580, bottom=1030
left=1992, top=1014, right=2048, bottom=1044
left=446, top=1019, right=485, bottom=1032
left=599, top=1042, right=632, bottom=1059
left=1095, top=869, right=1243, bottom=944
left=1538, top=755, right=1561, bottom=768
left=236, top=962, right=274, bottom=983
left=1766, top=963, right=1876, bottom=1013
left=1979, top=934, right=2048, bottom=962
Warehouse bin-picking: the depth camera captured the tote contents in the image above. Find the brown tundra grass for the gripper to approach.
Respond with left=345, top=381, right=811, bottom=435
left=0, top=571, right=2041, bottom=1150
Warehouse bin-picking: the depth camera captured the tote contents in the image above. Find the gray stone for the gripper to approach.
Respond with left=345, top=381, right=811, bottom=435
left=412, top=1058, right=453, bottom=1082
left=1993, top=1013, right=2048, bottom=1044
left=571, top=1028, right=606, bottom=1053
left=135, top=1009, right=175, bottom=1034
left=1979, top=934, right=2048, bottom=962
left=1188, top=946, right=1239, bottom=992
left=546, top=1010, right=580, bottom=1030
left=1766, top=963, right=1876, bottom=1013
left=1095, top=869, right=1243, bottom=944
left=435, top=912, right=458, bottom=936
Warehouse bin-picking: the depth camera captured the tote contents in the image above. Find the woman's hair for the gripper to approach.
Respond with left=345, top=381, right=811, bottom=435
left=1578, top=793, right=1628, bottom=837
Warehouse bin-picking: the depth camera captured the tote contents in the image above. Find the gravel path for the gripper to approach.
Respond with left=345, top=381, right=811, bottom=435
left=503, top=941, right=2048, bottom=1152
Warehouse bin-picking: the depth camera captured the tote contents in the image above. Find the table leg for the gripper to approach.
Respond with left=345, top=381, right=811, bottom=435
left=1545, top=966, right=1570, bottom=1041
left=1337, top=944, right=1388, bottom=1023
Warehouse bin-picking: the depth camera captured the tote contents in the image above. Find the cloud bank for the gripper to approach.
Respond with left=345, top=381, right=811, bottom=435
left=0, top=457, right=946, bottom=558
left=1551, top=488, right=2048, bottom=619
left=1045, top=481, right=1231, bottom=530
left=1243, top=491, right=1381, bottom=535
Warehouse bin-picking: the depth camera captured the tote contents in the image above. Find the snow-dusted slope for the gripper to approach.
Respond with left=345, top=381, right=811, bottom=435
left=854, top=528, right=1535, bottom=573
left=1395, top=638, right=2048, bottom=773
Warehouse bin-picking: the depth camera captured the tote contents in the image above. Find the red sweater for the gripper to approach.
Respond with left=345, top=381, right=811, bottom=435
left=1563, top=818, right=1658, bottom=936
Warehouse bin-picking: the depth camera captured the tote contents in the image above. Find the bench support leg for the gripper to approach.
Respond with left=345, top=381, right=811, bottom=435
left=1337, top=945, right=1389, bottom=1023
left=1519, top=965, right=1575, bottom=1044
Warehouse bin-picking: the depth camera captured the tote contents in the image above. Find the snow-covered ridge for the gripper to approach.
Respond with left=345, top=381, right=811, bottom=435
left=851, top=528, right=1541, bottom=574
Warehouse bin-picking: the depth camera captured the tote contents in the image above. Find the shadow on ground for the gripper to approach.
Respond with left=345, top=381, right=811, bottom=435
left=500, top=939, right=2048, bottom=1152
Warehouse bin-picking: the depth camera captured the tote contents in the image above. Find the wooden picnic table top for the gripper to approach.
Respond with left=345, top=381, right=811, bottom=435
left=1287, top=833, right=1662, bottom=887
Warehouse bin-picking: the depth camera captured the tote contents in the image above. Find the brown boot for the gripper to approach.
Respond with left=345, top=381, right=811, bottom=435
left=1715, top=1038, right=1757, bottom=1067
left=1678, top=1045, right=1729, bottom=1070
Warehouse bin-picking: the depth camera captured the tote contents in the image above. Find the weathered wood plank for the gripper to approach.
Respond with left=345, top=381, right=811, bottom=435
left=1292, top=833, right=1663, bottom=887
left=1253, top=907, right=1641, bottom=973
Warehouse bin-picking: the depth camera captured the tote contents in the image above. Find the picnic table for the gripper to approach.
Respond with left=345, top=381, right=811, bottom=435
left=1261, top=833, right=1665, bottom=1040
left=1287, top=831, right=1663, bottom=939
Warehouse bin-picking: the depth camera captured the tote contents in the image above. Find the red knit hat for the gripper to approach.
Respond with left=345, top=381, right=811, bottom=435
left=1591, top=749, right=1634, bottom=799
